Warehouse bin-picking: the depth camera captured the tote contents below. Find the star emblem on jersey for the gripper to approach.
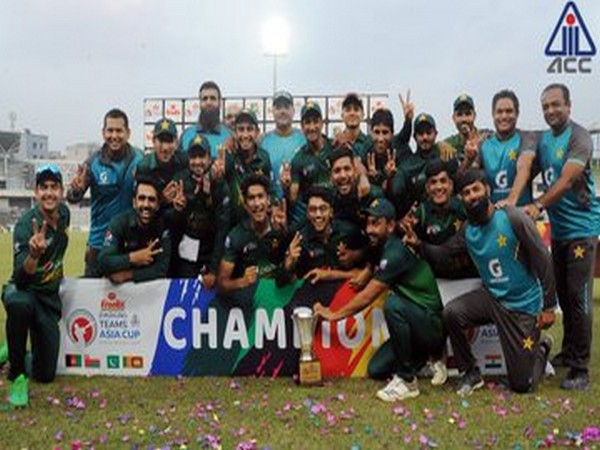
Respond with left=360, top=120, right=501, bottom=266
left=574, top=245, right=586, bottom=259
left=497, top=233, right=507, bottom=248
left=522, top=336, right=534, bottom=351
left=508, top=149, right=517, bottom=161
left=453, top=219, right=463, bottom=231
left=556, top=148, right=564, bottom=159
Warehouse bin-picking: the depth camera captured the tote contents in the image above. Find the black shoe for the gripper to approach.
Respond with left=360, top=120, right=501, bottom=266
left=456, top=367, right=484, bottom=397
left=540, top=335, right=553, bottom=360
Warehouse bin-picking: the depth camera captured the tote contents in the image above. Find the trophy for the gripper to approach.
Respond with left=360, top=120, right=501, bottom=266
left=292, top=307, right=322, bottom=385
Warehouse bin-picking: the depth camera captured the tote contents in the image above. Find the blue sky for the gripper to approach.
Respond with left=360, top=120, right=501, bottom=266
left=1, top=0, right=599, bottom=152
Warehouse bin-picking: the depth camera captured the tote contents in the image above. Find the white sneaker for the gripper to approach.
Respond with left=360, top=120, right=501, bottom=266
left=376, top=375, right=420, bottom=402
left=431, top=360, right=448, bottom=386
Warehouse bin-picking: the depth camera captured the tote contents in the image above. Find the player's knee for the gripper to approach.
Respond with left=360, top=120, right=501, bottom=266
left=4, top=291, right=35, bottom=317
left=509, top=377, right=533, bottom=394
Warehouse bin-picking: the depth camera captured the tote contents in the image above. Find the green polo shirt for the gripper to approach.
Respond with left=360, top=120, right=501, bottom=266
left=414, top=196, right=466, bottom=245
left=291, top=137, right=334, bottom=203
left=136, top=150, right=188, bottom=192
left=10, top=203, right=70, bottom=297
left=349, top=131, right=373, bottom=159
left=292, top=219, right=366, bottom=277
left=225, top=146, right=272, bottom=224
left=99, top=209, right=171, bottom=282
left=222, top=219, right=286, bottom=279
left=172, top=169, right=231, bottom=273
left=374, top=235, right=442, bottom=313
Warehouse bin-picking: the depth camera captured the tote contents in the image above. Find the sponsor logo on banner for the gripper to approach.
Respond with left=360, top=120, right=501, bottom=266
left=97, top=292, right=142, bottom=343
left=66, top=309, right=98, bottom=347
left=65, top=354, right=83, bottom=367
left=123, top=355, right=144, bottom=369
left=107, top=355, right=121, bottom=369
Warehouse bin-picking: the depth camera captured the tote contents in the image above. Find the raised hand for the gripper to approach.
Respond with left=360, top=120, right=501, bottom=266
left=211, top=146, right=226, bottom=180
left=172, top=180, right=187, bottom=211
left=398, top=89, right=415, bottom=120
left=401, top=221, right=420, bottom=249
left=279, top=161, right=292, bottom=190
left=29, top=218, right=48, bottom=259
left=284, top=231, right=302, bottom=270
left=366, top=153, right=378, bottom=179
left=384, top=149, right=397, bottom=178
left=129, top=238, right=163, bottom=266
left=304, top=268, right=329, bottom=284
left=464, top=126, right=481, bottom=162
left=162, top=180, right=178, bottom=203
left=70, top=163, right=88, bottom=192
left=271, top=198, right=287, bottom=232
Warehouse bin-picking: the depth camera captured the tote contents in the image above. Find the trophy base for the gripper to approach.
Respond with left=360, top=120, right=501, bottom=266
left=298, top=360, right=322, bottom=386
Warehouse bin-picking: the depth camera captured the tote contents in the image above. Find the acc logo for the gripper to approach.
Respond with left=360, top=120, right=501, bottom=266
left=546, top=2, right=596, bottom=74
left=495, top=170, right=508, bottom=189
left=66, top=309, right=98, bottom=347
left=488, top=258, right=503, bottom=279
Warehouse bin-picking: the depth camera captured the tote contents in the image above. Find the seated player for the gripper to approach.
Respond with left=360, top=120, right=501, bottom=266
left=98, top=175, right=172, bottom=283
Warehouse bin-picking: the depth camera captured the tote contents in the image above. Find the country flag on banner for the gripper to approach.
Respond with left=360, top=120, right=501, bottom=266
left=84, top=354, right=101, bottom=368
left=65, top=354, right=82, bottom=368
left=484, top=353, right=503, bottom=369
left=106, top=355, right=120, bottom=369
left=123, top=355, right=144, bottom=368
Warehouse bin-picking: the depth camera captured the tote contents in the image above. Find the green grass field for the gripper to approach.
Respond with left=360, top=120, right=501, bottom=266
left=0, top=231, right=598, bottom=449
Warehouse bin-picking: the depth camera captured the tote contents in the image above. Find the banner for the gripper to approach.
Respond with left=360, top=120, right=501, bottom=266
left=57, top=277, right=506, bottom=377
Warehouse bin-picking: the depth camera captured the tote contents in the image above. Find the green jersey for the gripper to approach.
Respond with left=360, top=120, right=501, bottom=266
left=225, top=146, right=272, bottom=225
left=136, top=150, right=188, bottom=192
left=172, top=170, right=231, bottom=273
left=222, top=219, right=287, bottom=279
left=291, top=137, right=335, bottom=203
left=99, top=209, right=171, bottom=282
left=11, top=203, right=70, bottom=296
left=349, top=131, right=373, bottom=159
left=414, top=196, right=466, bottom=245
left=374, top=235, right=442, bottom=313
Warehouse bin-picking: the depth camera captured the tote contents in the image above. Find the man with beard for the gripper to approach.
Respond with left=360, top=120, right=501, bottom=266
left=98, top=175, right=171, bottom=283
left=444, top=94, right=479, bottom=162
left=169, top=134, right=231, bottom=287
left=218, top=109, right=272, bottom=225
left=444, top=169, right=556, bottom=396
left=314, top=198, right=444, bottom=401
left=217, top=174, right=288, bottom=294
left=67, top=108, right=143, bottom=277
left=390, top=113, right=457, bottom=219
left=181, top=81, right=233, bottom=156
left=136, top=118, right=188, bottom=204
left=329, top=147, right=377, bottom=227
left=260, top=90, right=306, bottom=198
left=281, top=186, right=367, bottom=284
left=508, top=83, right=600, bottom=390
left=402, top=160, right=476, bottom=279
left=2, top=164, right=69, bottom=406
left=464, top=90, right=533, bottom=206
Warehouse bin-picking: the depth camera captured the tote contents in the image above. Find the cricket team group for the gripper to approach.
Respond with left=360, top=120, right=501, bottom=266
left=1, top=80, right=597, bottom=407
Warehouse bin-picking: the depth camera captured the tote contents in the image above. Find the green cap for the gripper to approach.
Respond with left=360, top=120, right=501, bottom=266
left=235, top=109, right=258, bottom=126
left=453, top=94, right=475, bottom=111
left=414, top=113, right=436, bottom=130
left=364, top=198, right=396, bottom=219
left=185, top=133, right=211, bottom=155
left=153, top=118, right=178, bottom=138
left=301, top=101, right=322, bottom=120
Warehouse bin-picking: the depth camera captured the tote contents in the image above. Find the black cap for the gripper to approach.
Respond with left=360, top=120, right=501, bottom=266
left=342, top=92, right=363, bottom=110
left=364, top=198, right=396, bottom=219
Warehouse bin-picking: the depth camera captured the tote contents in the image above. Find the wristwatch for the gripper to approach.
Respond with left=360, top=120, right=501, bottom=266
left=533, top=199, right=544, bottom=212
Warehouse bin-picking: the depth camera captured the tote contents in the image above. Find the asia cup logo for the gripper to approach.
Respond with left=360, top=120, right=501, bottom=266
left=66, top=309, right=98, bottom=347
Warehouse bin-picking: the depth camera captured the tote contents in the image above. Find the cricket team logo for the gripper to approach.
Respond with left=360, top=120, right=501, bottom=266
left=546, top=2, right=596, bottom=73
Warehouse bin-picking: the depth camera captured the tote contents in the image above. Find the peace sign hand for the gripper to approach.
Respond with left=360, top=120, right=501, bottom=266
left=366, top=153, right=378, bottom=179
left=464, top=126, right=481, bottom=162
left=279, top=162, right=292, bottom=189
left=398, top=90, right=415, bottom=120
left=172, top=180, right=187, bottom=211
left=129, top=238, right=163, bottom=266
left=70, top=163, right=88, bottom=192
left=384, top=149, right=397, bottom=178
left=211, top=146, right=226, bottom=180
left=29, top=218, right=48, bottom=259
left=284, top=231, right=303, bottom=271
left=271, top=198, right=288, bottom=232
